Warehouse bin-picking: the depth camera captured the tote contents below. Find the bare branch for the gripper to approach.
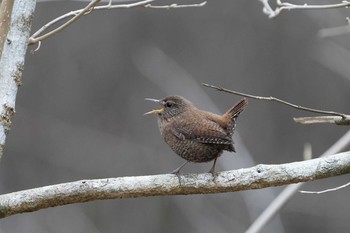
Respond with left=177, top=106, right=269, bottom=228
left=29, top=0, right=206, bottom=48
left=202, top=83, right=348, bottom=120
left=0, top=151, right=350, bottom=218
left=259, top=0, right=350, bottom=18
left=145, top=1, right=207, bottom=9
left=0, top=0, right=36, bottom=159
left=28, top=0, right=101, bottom=46
left=294, top=116, right=350, bottom=125
left=300, top=181, right=350, bottom=194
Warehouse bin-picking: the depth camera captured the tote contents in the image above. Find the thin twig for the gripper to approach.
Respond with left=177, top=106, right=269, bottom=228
left=300, top=181, right=350, bottom=194
left=145, top=1, right=206, bottom=9
left=202, top=83, right=348, bottom=120
left=259, top=0, right=350, bottom=18
left=29, top=0, right=206, bottom=48
left=299, top=182, right=350, bottom=194
left=28, top=0, right=101, bottom=46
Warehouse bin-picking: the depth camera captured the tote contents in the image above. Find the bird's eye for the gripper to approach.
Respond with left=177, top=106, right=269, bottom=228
left=165, top=102, right=173, bottom=108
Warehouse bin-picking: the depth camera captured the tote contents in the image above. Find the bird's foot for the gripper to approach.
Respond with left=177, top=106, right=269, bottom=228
left=208, top=167, right=215, bottom=176
left=170, top=161, right=189, bottom=186
left=171, top=168, right=181, bottom=175
left=170, top=169, right=182, bottom=186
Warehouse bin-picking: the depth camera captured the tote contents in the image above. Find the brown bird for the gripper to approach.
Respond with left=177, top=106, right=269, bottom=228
left=144, top=95, right=248, bottom=174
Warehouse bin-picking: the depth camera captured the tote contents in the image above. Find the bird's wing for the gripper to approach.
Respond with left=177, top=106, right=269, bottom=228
left=174, top=116, right=233, bottom=145
left=191, top=119, right=233, bottom=145
left=170, top=127, right=186, bottom=140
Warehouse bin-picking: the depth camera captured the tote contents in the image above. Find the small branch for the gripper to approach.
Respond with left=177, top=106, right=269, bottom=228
left=259, top=0, right=350, bottom=18
left=294, top=116, right=350, bottom=125
left=29, top=0, right=206, bottom=48
left=0, top=151, right=350, bottom=218
left=202, top=83, right=348, bottom=120
left=300, top=181, right=350, bottom=194
left=28, top=0, right=101, bottom=46
left=145, top=1, right=207, bottom=9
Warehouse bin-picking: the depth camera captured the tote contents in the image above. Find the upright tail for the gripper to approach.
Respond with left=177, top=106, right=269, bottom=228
left=225, top=98, right=248, bottom=121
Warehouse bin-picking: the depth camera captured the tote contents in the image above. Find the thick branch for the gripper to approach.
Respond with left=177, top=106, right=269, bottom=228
left=0, top=0, right=36, bottom=159
left=0, top=0, right=14, bottom=57
left=0, top=151, right=349, bottom=218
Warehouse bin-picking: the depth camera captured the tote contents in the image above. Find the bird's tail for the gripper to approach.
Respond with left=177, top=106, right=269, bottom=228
left=224, top=98, right=248, bottom=121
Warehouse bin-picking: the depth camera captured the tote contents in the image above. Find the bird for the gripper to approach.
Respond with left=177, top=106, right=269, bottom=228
left=144, top=95, right=247, bottom=175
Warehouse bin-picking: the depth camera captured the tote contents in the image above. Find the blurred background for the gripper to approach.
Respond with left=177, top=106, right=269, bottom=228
left=1, top=0, right=350, bottom=232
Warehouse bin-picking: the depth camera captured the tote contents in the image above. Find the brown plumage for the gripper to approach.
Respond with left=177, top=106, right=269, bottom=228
left=145, top=95, right=248, bottom=174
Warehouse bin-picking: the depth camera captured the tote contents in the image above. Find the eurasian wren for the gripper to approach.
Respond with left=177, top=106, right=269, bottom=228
left=145, top=95, right=247, bottom=174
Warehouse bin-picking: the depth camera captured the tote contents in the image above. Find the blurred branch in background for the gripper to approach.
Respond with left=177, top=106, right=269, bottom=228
left=202, top=83, right=350, bottom=125
left=312, top=40, right=350, bottom=82
left=1, top=151, right=350, bottom=219
left=318, top=17, right=350, bottom=38
left=29, top=0, right=207, bottom=50
left=300, top=180, right=350, bottom=194
left=259, top=0, right=350, bottom=18
left=246, top=129, right=350, bottom=233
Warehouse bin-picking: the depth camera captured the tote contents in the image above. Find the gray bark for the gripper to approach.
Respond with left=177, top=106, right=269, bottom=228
left=0, top=151, right=349, bottom=218
left=0, top=0, right=36, bottom=159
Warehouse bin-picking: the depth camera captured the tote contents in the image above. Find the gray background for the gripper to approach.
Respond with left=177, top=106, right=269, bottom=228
left=1, top=0, right=350, bottom=232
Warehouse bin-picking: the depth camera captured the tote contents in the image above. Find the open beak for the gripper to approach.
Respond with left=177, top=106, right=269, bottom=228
left=144, top=108, right=164, bottom=115
left=144, top=98, right=164, bottom=115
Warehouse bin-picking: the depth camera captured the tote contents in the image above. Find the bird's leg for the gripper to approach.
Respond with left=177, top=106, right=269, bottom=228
left=171, top=161, right=189, bottom=175
left=171, top=161, right=189, bottom=186
left=208, top=158, right=218, bottom=175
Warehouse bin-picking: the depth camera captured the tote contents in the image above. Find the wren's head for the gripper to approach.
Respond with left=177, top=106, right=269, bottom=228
left=144, top=95, right=193, bottom=120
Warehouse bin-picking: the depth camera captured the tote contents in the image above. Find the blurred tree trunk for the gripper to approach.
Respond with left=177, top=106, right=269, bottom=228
left=0, top=0, right=36, bottom=160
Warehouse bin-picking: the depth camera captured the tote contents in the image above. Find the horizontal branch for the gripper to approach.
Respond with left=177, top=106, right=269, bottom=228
left=294, top=116, right=350, bottom=125
left=202, top=83, right=349, bottom=121
left=144, top=1, right=206, bottom=9
left=0, top=152, right=349, bottom=218
left=260, top=0, right=350, bottom=18
left=29, top=0, right=206, bottom=48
